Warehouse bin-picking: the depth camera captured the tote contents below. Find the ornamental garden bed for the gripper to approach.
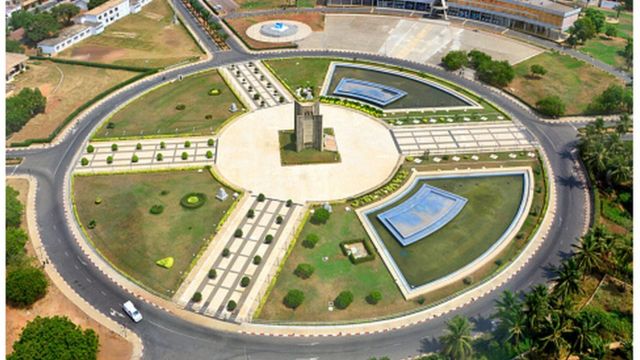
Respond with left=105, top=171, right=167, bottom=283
left=256, top=157, right=546, bottom=322
left=73, top=169, right=235, bottom=296
left=278, top=129, right=341, bottom=166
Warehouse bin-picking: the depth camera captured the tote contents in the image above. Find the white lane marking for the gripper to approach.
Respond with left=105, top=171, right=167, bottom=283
left=109, top=308, right=126, bottom=318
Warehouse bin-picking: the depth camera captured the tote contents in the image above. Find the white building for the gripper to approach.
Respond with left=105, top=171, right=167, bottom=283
left=37, top=24, right=92, bottom=55
left=76, top=0, right=130, bottom=34
left=37, top=0, right=151, bottom=54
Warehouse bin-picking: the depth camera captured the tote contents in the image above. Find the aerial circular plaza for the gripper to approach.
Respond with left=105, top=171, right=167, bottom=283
left=6, top=0, right=631, bottom=358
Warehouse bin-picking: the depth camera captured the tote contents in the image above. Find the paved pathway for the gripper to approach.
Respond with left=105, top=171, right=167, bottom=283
left=177, top=195, right=302, bottom=322
left=392, top=122, right=535, bottom=155
left=222, top=61, right=291, bottom=110
left=76, top=137, right=217, bottom=173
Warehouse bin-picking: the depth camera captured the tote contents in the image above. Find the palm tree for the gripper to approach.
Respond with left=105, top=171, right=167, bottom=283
left=614, top=3, right=624, bottom=18
left=439, top=315, right=474, bottom=360
left=570, top=311, right=600, bottom=357
left=538, top=312, right=572, bottom=357
left=572, top=231, right=603, bottom=274
left=616, top=114, right=632, bottom=134
left=494, top=291, right=527, bottom=346
left=551, top=258, right=583, bottom=300
left=524, top=285, right=551, bottom=333
left=494, top=290, right=520, bottom=320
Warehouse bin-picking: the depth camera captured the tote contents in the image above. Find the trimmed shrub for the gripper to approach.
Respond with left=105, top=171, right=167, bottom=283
left=209, top=88, right=221, bottom=96
left=257, top=193, right=265, bottom=202
left=111, top=143, right=118, bottom=151
left=247, top=209, right=255, bottom=218
left=294, top=263, right=314, bottom=279
left=240, top=276, right=250, bottom=287
left=184, top=140, right=191, bottom=148
left=222, top=248, right=230, bottom=257
left=160, top=141, right=166, bottom=149
left=149, top=204, right=164, bottom=215
left=181, top=152, right=188, bottom=160
left=234, top=229, right=243, bottom=237
left=81, top=158, right=89, bottom=166
left=106, top=156, right=113, bottom=164
left=264, top=234, right=274, bottom=244
left=131, top=154, right=139, bottom=163
left=208, top=139, right=215, bottom=147
left=206, top=150, right=213, bottom=159
left=136, top=143, right=142, bottom=150
left=180, top=193, right=206, bottom=209
left=205, top=114, right=212, bottom=120
left=87, top=220, right=96, bottom=229
left=94, top=197, right=102, bottom=205
left=286, top=199, right=293, bottom=207
left=155, top=257, right=173, bottom=268
left=192, top=292, right=202, bottom=302
left=366, top=290, right=382, bottom=305
left=253, top=255, right=261, bottom=265
left=536, top=96, right=566, bottom=117
left=442, top=50, right=468, bottom=70
left=227, top=300, right=237, bottom=311
left=463, top=276, right=473, bottom=285
left=86, top=144, right=94, bottom=153
left=416, top=296, right=426, bottom=305
left=208, top=269, right=217, bottom=279
left=175, top=104, right=186, bottom=110
left=275, top=215, right=283, bottom=224
left=311, top=208, right=330, bottom=224
left=156, top=153, right=163, bottom=161
left=7, top=266, right=48, bottom=307
left=302, top=233, right=319, bottom=249
left=334, top=291, right=354, bottom=310
left=283, top=289, right=304, bottom=309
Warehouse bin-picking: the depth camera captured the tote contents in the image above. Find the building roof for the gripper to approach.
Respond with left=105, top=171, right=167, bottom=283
left=517, top=0, right=577, bottom=13
left=84, top=0, right=128, bottom=16
left=38, top=24, right=90, bottom=47
left=6, top=52, right=28, bottom=74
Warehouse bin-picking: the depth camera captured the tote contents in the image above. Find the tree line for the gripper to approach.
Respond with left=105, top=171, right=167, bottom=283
left=7, top=87, right=47, bottom=136
left=9, top=3, right=80, bottom=43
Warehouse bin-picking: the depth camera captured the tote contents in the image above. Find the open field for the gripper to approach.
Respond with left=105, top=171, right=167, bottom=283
left=226, top=13, right=324, bottom=50
left=7, top=61, right=136, bottom=145
left=58, top=0, right=202, bottom=68
left=95, top=70, right=243, bottom=138
left=509, top=52, right=623, bottom=115
left=278, top=129, right=340, bottom=165
left=366, top=174, right=524, bottom=286
left=73, top=170, right=235, bottom=296
left=258, top=156, right=545, bottom=322
left=580, top=36, right=628, bottom=69
left=6, top=179, right=132, bottom=360
left=265, top=57, right=332, bottom=98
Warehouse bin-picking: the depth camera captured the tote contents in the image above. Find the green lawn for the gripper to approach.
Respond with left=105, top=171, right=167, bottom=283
left=73, top=170, right=235, bottom=296
left=237, top=0, right=315, bottom=10
left=366, top=174, right=524, bottom=286
left=265, top=58, right=333, bottom=99
left=601, top=9, right=633, bottom=39
left=278, top=129, right=340, bottom=165
left=257, top=205, right=407, bottom=322
left=510, top=52, right=623, bottom=115
left=580, top=36, right=628, bottom=68
left=95, top=70, right=244, bottom=138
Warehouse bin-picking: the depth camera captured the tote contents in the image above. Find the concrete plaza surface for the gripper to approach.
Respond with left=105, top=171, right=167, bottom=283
left=215, top=103, right=400, bottom=202
left=297, top=15, right=542, bottom=65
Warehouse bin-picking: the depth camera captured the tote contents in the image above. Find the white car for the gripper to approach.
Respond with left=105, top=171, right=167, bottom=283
left=123, top=301, right=143, bottom=323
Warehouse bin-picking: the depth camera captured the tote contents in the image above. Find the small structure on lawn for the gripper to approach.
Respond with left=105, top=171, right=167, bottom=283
left=322, top=202, right=333, bottom=213
left=216, top=188, right=229, bottom=201
left=229, top=102, right=238, bottom=113
left=294, top=101, right=324, bottom=152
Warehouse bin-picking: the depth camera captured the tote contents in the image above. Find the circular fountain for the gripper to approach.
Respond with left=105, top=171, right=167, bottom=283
left=246, top=20, right=313, bottom=43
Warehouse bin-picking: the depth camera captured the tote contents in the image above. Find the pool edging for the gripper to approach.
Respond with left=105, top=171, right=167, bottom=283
left=320, top=61, right=484, bottom=114
left=356, top=166, right=534, bottom=299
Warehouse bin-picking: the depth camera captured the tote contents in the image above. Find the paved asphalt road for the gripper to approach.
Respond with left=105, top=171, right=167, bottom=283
left=6, top=1, right=591, bottom=359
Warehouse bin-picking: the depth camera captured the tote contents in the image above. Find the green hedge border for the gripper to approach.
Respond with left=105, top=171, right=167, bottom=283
left=339, top=239, right=376, bottom=264
left=10, top=59, right=157, bottom=147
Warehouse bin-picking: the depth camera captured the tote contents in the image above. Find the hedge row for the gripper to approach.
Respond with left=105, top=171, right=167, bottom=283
left=350, top=168, right=410, bottom=208
left=319, top=96, right=384, bottom=117
left=28, top=56, right=156, bottom=72
left=339, top=239, right=375, bottom=264
left=11, top=70, right=157, bottom=147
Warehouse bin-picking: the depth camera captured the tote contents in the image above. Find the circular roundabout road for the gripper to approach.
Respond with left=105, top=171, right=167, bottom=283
left=6, top=3, right=591, bottom=359
left=216, top=103, right=399, bottom=202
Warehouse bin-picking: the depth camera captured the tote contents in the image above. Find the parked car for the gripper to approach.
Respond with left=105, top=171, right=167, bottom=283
left=123, top=301, right=143, bottom=323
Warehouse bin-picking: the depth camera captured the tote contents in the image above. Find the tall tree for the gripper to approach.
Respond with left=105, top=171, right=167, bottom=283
left=51, top=3, right=80, bottom=26
left=572, top=230, right=604, bottom=273
left=24, top=13, right=61, bottom=43
left=551, top=257, right=583, bottom=300
left=439, top=315, right=474, bottom=360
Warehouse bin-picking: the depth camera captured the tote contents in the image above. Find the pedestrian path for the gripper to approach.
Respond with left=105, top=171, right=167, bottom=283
left=221, top=61, right=292, bottom=110
left=392, top=122, right=535, bottom=155
left=176, top=194, right=303, bottom=322
left=75, top=136, right=217, bottom=173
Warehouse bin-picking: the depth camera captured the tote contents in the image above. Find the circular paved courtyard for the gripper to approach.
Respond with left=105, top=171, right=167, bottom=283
left=215, top=104, right=399, bottom=202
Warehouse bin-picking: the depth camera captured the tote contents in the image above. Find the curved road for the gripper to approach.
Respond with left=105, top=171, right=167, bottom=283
left=6, top=2, right=590, bottom=359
